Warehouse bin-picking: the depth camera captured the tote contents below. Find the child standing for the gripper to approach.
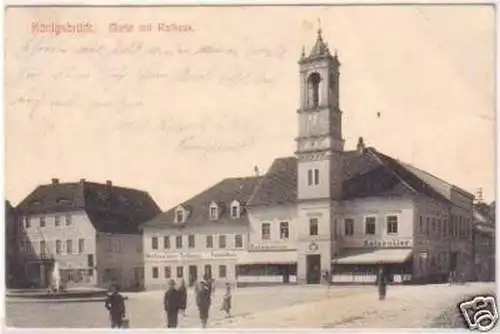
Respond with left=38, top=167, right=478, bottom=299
left=220, top=283, right=232, bottom=318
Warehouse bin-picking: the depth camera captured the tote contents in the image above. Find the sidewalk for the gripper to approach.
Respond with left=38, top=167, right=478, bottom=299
left=212, top=283, right=496, bottom=328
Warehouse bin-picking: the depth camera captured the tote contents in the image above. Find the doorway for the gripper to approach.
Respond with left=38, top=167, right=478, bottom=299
left=204, top=265, right=212, bottom=279
left=306, top=254, right=321, bottom=284
left=188, top=265, right=198, bottom=286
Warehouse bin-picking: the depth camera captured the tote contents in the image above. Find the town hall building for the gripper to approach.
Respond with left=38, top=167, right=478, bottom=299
left=140, top=29, right=475, bottom=289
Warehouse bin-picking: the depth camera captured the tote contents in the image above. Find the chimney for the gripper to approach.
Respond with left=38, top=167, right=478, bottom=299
left=51, top=178, right=59, bottom=185
left=106, top=180, right=112, bottom=187
left=357, top=137, right=366, bottom=154
left=254, top=166, right=260, bottom=177
left=80, top=178, right=86, bottom=184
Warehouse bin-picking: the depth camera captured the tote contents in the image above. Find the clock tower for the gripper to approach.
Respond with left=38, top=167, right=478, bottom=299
left=295, top=28, right=343, bottom=284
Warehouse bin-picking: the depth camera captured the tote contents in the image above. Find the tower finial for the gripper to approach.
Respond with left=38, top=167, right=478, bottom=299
left=301, top=46, right=305, bottom=58
left=317, top=18, right=322, bottom=36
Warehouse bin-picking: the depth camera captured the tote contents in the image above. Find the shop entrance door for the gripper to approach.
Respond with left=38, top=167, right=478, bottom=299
left=306, top=255, right=321, bottom=284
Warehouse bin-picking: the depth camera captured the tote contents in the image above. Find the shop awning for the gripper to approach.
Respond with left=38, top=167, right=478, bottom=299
left=237, top=251, right=297, bottom=265
left=332, top=249, right=412, bottom=265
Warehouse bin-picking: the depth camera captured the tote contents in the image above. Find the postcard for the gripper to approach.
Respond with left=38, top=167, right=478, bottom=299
left=4, top=3, right=497, bottom=331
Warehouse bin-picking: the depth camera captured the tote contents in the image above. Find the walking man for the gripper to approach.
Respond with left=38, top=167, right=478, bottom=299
left=104, top=285, right=126, bottom=328
left=164, top=279, right=181, bottom=328
left=376, top=268, right=387, bottom=300
left=196, top=274, right=212, bottom=328
left=178, top=279, right=187, bottom=316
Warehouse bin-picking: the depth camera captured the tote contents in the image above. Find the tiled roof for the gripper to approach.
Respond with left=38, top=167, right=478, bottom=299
left=248, top=147, right=465, bottom=207
left=142, top=176, right=262, bottom=229
left=142, top=146, right=473, bottom=229
left=15, top=181, right=162, bottom=234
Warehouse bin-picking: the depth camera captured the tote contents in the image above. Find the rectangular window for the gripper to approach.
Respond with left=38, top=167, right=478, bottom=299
left=206, top=235, right=213, bottom=248
left=152, top=236, right=158, bottom=250
left=40, top=216, right=46, bottom=227
left=87, top=254, right=94, bottom=267
left=25, top=216, right=31, bottom=228
left=210, top=207, right=217, bottom=219
left=188, top=235, right=195, bottom=248
left=219, top=265, right=227, bottom=278
left=307, top=169, right=313, bottom=186
left=65, top=214, right=72, bottom=226
left=219, top=235, right=226, bottom=248
left=279, top=222, right=289, bottom=240
left=176, top=266, right=183, bottom=278
left=344, top=218, right=354, bottom=236
left=436, top=220, right=442, bottom=238
left=432, top=218, right=436, bottom=236
left=443, top=219, right=448, bottom=237
left=314, top=169, right=319, bottom=185
left=54, top=215, right=60, bottom=226
left=418, top=216, right=423, bottom=233
left=55, top=240, right=61, bottom=254
left=309, top=218, right=319, bottom=236
left=176, top=236, right=183, bottom=249
left=40, top=240, right=46, bottom=255
left=365, top=217, right=376, bottom=235
left=386, top=216, right=398, bottom=234
left=163, top=236, right=170, bottom=249
left=235, top=234, right=243, bottom=248
left=152, top=267, right=159, bottom=279
left=78, top=239, right=85, bottom=253
left=231, top=206, right=239, bottom=218
left=261, top=223, right=271, bottom=240
left=164, top=266, right=171, bottom=278
left=176, top=210, right=183, bottom=223
left=66, top=239, right=72, bottom=253
left=204, top=265, right=212, bottom=278
left=425, top=217, right=430, bottom=235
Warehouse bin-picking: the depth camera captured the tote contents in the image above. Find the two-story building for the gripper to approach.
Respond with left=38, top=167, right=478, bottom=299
left=472, top=206, right=495, bottom=282
left=15, top=178, right=161, bottom=290
left=141, top=29, right=476, bottom=288
left=140, top=177, right=260, bottom=290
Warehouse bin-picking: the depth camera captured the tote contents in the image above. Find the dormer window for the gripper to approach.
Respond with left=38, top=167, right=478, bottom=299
left=209, top=201, right=219, bottom=220
left=175, top=205, right=186, bottom=224
left=230, top=200, right=241, bottom=219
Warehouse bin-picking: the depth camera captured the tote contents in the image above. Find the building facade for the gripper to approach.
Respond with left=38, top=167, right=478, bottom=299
left=141, top=30, right=476, bottom=288
left=15, top=179, right=161, bottom=290
left=141, top=177, right=259, bottom=290
left=5, top=200, right=28, bottom=288
left=472, top=207, right=495, bottom=282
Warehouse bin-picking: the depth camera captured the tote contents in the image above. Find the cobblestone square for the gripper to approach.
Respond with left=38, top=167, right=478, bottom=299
left=6, top=283, right=496, bottom=329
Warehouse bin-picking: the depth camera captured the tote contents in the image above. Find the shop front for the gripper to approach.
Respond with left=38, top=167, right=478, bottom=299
left=236, top=250, right=298, bottom=286
left=144, top=250, right=243, bottom=290
left=331, top=248, right=413, bottom=284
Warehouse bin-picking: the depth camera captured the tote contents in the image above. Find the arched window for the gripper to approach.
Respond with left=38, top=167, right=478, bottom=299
left=307, top=72, right=321, bottom=108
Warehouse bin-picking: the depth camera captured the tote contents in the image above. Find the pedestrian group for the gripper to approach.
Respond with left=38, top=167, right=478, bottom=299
left=105, top=273, right=232, bottom=329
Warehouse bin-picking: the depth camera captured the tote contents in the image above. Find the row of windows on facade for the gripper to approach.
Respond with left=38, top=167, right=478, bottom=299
left=343, top=216, right=399, bottom=236
left=21, top=238, right=86, bottom=255
left=151, top=234, right=244, bottom=250
left=151, top=264, right=228, bottom=280
left=23, top=215, right=72, bottom=228
left=175, top=201, right=243, bottom=224
left=417, top=215, right=472, bottom=239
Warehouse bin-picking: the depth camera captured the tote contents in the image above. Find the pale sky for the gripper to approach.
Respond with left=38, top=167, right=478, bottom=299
left=5, top=5, right=496, bottom=210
